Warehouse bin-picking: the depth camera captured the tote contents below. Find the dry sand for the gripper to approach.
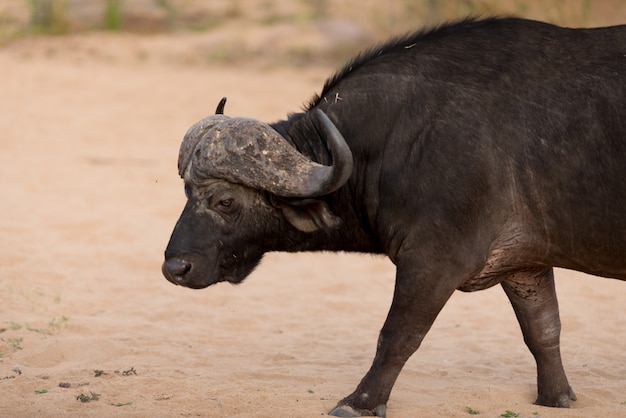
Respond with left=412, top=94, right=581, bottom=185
left=1, top=28, right=625, bottom=418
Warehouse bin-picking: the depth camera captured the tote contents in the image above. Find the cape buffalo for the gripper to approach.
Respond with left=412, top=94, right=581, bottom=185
left=162, top=17, right=626, bottom=417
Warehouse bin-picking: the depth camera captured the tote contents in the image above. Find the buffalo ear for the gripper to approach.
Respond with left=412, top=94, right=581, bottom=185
left=275, top=198, right=342, bottom=233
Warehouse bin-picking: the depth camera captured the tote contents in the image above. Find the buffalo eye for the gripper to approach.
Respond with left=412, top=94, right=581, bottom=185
left=214, top=196, right=237, bottom=214
left=207, top=186, right=239, bottom=215
left=219, top=198, right=233, bottom=208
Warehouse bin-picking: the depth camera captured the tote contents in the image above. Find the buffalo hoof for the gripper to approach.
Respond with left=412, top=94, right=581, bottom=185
left=328, top=404, right=387, bottom=417
left=535, top=387, right=577, bottom=408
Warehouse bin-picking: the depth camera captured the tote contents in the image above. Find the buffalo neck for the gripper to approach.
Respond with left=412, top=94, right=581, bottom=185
left=270, top=112, right=384, bottom=256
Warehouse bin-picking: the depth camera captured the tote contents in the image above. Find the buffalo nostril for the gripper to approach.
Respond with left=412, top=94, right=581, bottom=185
left=162, top=258, right=192, bottom=282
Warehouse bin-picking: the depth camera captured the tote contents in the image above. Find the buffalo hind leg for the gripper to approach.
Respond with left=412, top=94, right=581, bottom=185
left=501, top=268, right=576, bottom=407
left=329, top=259, right=459, bottom=417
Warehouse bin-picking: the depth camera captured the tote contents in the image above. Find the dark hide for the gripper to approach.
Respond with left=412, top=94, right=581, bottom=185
left=163, top=17, right=626, bottom=417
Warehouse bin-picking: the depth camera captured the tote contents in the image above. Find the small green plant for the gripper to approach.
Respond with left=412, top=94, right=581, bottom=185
left=115, top=402, right=133, bottom=406
left=77, top=391, right=100, bottom=403
left=465, top=405, right=480, bottom=415
left=35, top=389, right=48, bottom=394
left=25, top=316, right=68, bottom=335
left=8, top=338, right=23, bottom=351
left=104, top=0, right=122, bottom=31
left=28, top=0, right=69, bottom=34
left=49, top=316, right=69, bottom=332
left=500, top=411, right=519, bottom=418
left=307, top=388, right=314, bottom=394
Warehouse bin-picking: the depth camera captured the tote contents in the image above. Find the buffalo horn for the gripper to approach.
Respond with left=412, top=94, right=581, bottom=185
left=189, top=109, right=353, bottom=197
left=215, top=97, right=227, bottom=115
left=178, top=98, right=230, bottom=177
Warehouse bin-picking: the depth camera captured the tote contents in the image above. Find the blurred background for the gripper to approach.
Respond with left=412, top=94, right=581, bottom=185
left=1, top=0, right=625, bottom=68
left=1, top=2, right=625, bottom=416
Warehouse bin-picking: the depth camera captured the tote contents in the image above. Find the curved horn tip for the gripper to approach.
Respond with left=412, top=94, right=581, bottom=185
left=314, top=109, right=351, bottom=161
left=215, top=97, right=227, bottom=115
left=311, top=108, right=353, bottom=196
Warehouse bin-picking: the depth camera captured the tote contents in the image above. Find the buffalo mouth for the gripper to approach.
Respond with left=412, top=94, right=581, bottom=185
left=217, top=250, right=263, bottom=284
left=161, top=251, right=263, bottom=289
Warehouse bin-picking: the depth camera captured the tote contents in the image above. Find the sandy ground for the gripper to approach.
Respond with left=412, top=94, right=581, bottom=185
left=1, top=28, right=626, bottom=418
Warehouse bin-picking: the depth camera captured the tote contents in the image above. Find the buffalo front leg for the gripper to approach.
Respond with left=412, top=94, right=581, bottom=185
left=329, top=260, right=459, bottom=417
left=501, top=268, right=576, bottom=407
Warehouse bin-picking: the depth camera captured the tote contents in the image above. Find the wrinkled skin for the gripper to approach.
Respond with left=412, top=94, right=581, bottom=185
left=164, top=18, right=626, bottom=417
left=163, top=175, right=374, bottom=288
left=163, top=180, right=271, bottom=288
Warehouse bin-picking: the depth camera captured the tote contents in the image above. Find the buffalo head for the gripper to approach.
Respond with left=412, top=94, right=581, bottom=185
left=162, top=99, right=353, bottom=289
